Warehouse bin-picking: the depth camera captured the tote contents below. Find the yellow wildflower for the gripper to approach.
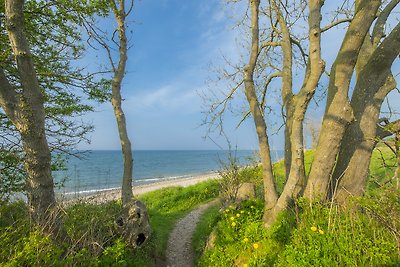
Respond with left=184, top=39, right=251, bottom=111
left=225, top=209, right=229, bottom=213
left=243, top=237, right=249, bottom=242
left=231, top=222, right=236, bottom=227
left=253, top=243, right=259, bottom=249
left=319, top=229, right=325, bottom=235
left=240, top=210, right=245, bottom=214
left=250, top=206, right=254, bottom=209
left=230, top=216, right=235, bottom=221
left=236, top=213, right=241, bottom=217
left=310, top=226, right=318, bottom=232
left=243, top=264, right=248, bottom=267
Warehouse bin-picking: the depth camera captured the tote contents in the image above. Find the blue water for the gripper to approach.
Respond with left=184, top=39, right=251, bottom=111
left=53, top=150, right=283, bottom=194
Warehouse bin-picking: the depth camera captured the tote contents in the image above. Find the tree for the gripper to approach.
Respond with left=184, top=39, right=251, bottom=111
left=204, top=0, right=399, bottom=227
left=328, top=0, right=400, bottom=202
left=82, top=0, right=151, bottom=245
left=0, top=0, right=109, bottom=234
left=1, top=0, right=59, bottom=233
left=109, top=0, right=134, bottom=207
left=82, top=0, right=134, bottom=207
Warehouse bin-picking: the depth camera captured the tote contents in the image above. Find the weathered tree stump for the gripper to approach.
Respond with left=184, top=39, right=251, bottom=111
left=115, top=199, right=151, bottom=248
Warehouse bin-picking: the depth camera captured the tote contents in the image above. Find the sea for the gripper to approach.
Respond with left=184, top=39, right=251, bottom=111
left=52, top=150, right=284, bottom=195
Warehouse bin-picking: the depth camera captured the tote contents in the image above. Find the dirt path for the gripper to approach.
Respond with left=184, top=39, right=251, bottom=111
left=166, top=199, right=219, bottom=267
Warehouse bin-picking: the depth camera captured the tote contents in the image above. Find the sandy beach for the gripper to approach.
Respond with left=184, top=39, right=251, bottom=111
left=61, top=172, right=221, bottom=204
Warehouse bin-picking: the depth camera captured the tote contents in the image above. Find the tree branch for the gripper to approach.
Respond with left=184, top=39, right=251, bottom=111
left=321, top=18, right=352, bottom=33
left=377, top=119, right=400, bottom=139
left=290, top=37, right=307, bottom=65
left=372, top=0, right=400, bottom=47
left=258, top=41, right=281, bottom=54
left=0, top=68, right=19, bottom=122
left=261, top=72, right=282, bottom=110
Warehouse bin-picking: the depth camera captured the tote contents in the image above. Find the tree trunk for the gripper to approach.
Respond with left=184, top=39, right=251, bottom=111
left=304, top=0, right=381, bottom=200
left=396, top=132, right=400, bottom=190
left=284, top=107, right=293, bottom=181
left=244, top=0, right=278, bottom=220
left=331, top=22, right=400, bottom=203
left=262, top=0, right=324, bottom=228
left=4, top=0, right=60, bottom=234
left=107, top=1, right=151, bottom=246
left=110, top=1, right=134, bottom=206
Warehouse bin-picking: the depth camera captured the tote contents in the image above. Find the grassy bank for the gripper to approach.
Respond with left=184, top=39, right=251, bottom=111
left=0, top=179, right=220, bottom=266
left=1, top=148, right=398, bottom=266
left=196, top=148, right=400, bottom=266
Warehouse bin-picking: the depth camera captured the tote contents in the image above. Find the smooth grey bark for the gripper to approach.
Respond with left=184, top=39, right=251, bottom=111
left=107, top=1, right=151, bottom=245
left=109, top=0, right=134, bottom=206
left=331, top=21, right=400, bottom=203
left=244, top=0, right=278, bottom=220
left=264, top=0, right=324, bottom=227
left=304, top=0, right=382, bottom=200
left=2, top=0, right=59, bottom=234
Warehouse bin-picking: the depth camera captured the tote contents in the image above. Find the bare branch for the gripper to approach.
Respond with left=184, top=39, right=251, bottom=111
left=321, top=18, right=352, bottom=33
left=261, top=72, right=282, bottom=110
left=258, top=41, right=281, bottom=54
left=0, top=69, right=19, bottom=122
left=126, top=0, right=135, bottom=16
left=372, top=0, right=400, bottom=47
left=377, top=119, right=400, bottom=139
left=290, top=37, right=307, bottom=67
left=236, top=110, right=251, bottom=129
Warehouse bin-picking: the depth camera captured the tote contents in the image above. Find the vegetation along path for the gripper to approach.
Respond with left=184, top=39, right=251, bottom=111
left=166, top=199, right=219, bottom=267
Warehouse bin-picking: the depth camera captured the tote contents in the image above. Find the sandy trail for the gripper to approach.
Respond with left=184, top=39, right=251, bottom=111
left=166, top=199, right=219, bottom=267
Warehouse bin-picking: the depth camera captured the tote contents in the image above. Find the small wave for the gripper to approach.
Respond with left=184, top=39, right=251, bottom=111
left=62, top=187, right=120, bottom=196
left=59, top=171, right=218, bottom=195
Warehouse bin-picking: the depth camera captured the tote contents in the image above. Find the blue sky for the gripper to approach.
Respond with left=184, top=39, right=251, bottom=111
left=79, top=0, right=261, bottom=150
left=78, top=0, right=399, bottom=151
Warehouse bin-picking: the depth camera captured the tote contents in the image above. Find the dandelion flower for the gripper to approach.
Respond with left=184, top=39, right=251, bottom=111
left=231, top=222, right=236, bottom=227
left=243, top=264, right=248, bottom=267
left=319, top=229, right=325, bottom=235
left=253, top=243, right=259, bottom=249
left=243, top=237, right=249, bottom=243
left=236, top=213, right=241, bottom=217
left=230, top=216, right=235, bottom=221
left=310, top=226, right=318, bottom=232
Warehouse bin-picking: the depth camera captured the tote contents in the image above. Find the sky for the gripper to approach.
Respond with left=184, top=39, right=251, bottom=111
left=78, top=0, right=399, bottom=151
left=80, top=0, right=261, bottom=150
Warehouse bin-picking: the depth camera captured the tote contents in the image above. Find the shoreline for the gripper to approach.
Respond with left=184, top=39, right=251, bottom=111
left=59, top=171, right=221, bottom=204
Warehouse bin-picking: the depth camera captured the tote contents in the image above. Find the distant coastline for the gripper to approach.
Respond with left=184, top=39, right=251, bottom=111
left=53, top=150, right=283, bottom=196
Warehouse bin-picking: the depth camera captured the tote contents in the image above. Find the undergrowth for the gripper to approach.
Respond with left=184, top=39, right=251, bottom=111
left=196, top=148, right=400, bottom=266
left=198, top=197, right=400, bottom=266
left=0, top=179, right=220, bottom=266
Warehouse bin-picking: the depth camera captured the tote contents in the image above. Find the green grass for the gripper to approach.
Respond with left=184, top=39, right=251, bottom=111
left=197, top=148, right=400, bottom=266
left=368, top=147, right=397, bottom=192
left=134, top=180, right=220, bottom=266
left=0, top=179, right=220, bottom=266
left=192, top=203, right=221, bottom=265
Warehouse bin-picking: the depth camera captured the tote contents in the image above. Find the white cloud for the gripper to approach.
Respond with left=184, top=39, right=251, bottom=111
left=125, top=85, right=201, bottom=114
